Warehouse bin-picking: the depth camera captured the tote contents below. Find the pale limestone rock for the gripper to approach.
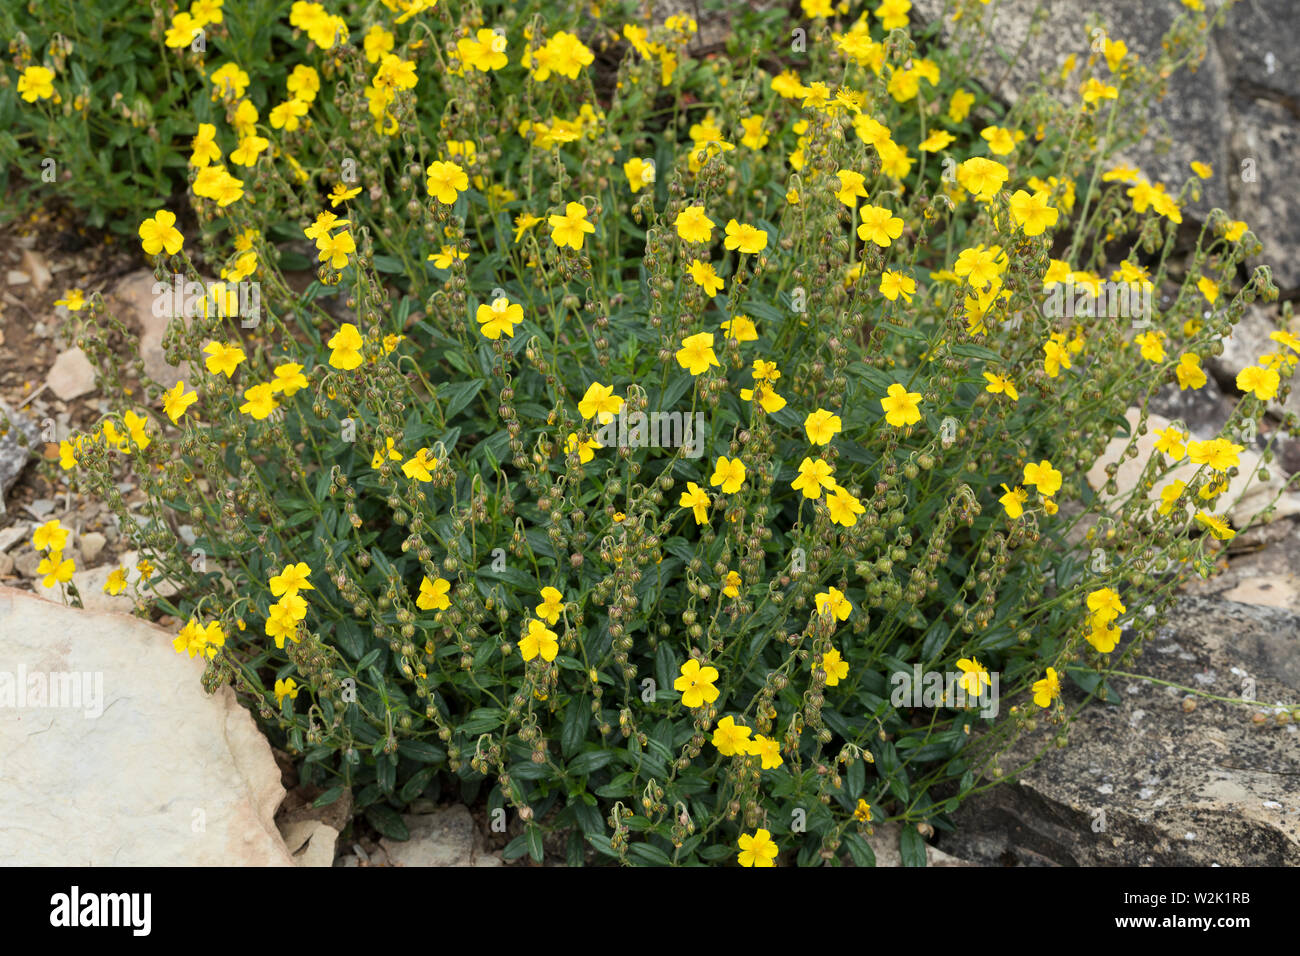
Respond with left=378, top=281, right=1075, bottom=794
left=0, top=586, right=294, bottom=865
left=1086, top=407, right=1300, bottom=526
left=279, top=819, right=340, bottom=867
left=46, top=347, right=97, bottom=401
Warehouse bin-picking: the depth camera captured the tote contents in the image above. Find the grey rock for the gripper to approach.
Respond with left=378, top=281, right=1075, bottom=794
left=379, top=805, right=502, bottom=867
left=1220, top=0, right=1300, bottom=102
left=941, top=597, right=1300, bottom=865
left=0, top=402, right=41, bottom=506
left=1229, top=97, right=1300, bottom=290
left=1147, top=371, right=1234, bottom=439
left=14, top=549, right=41, bottom=579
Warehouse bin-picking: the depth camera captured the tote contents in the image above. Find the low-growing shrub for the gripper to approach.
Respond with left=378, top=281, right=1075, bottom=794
left=11, top=0, right=1298, bottom=865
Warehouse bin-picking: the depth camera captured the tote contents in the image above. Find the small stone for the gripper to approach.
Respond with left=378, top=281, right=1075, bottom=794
left=14, top=549, right=41, bottom=578
left=79, top=531, right=107, bottom=564
left=46, top=347, right=97, bottom=401
left=0, top=553, right=13, bottom=577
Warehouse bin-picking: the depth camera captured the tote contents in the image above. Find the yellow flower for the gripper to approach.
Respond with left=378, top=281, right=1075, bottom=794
left=476, top=296, right=524, bottom=340
left=17, top=65, right=56, bottom=102
left=425, top=161, right=469, bottom=204
left=1022, top=459, right=1062, bottom=497
left=104, top=567, right=129, bottom=596
left=202, top=341, right=245, bottom=378
left=1153, top=426, right=1189, bottom=461
left=371, top=437, right=403, bottom=469
left=804, top=408, right=843, bottom=445
left=417, top=576, right=452, bottom=611
left=37, top=549, right=75, bottom=588
left=720, top=314, right=757, bottom=342
left=712, top=715, right=752, bottom=756
left=999, top=484, right=1028, bottom=518
left=676, top=332, right=721, bottom=376
left=1195, top=511, right=1235, bottom=540
left=1186, top=437, right=1243, bottom=472
left=675, top=205, right=715, bottom=244
left=710, top=456, right=746, bottom=494
left=879, top=270, right=916, bottom=303
left=737, top=829, right=778, bottom=867
left=673, top=658, right=720, bottom=708
left=679, top=481, right=711, bottom=524
left=32, top=520, right=69, bottom=552
left=854, top=799, right=873, bottom=823
left=956, top=657, right=991, bottom=697
left=1190, top=160, right=1213, bottom=179
left=623, top=156, right=656, bottom=192
left=269, top=562, right=314, bottom=598
left=747, top=734, right=784, bottom=769
left=1156, top=480, right=1187, bottom=516
left=139, top=210, right=184, bottom=256
left=578, top=382, right=624, bottom=424
left=548, top=201, right=596, bottom=250
left=274, top=678, right=301, bottom=707
left=162, top=381, right=198, bottom=423
left=518, top=619, right=559, bottom=662
left=402, top=447, right=438, bottom=482
left=826, top=487, right=865, bottom=527
left=327, top=323, right=364, bottom=370
left=722, top=571, right=741, bottom=599
left=956, top=157, right=1009, bottom=200
left=1236, top=365, right=1279, bottom=401
left=880, top=383, right=923, bottom=427
left=535, top=587, right=564, bottom=625
left=1008, top=189, right=1059, bottom=236
left=948, top=88, right=975, bottom=123
left=564, top=432, right=601, bottom=463
left=1080, top=77, right=1118, bottom=104
left=980, top=125, right=1017, bottom=156
left=833, top=169, right=869, bottom=207
left=814, top=586, right=852, bottom=622
left=687, top=259, right=725, bottom=297
left=1174, top=353, right=1207, bottom=390
left=122, top=410, right=151, bottom=452
left=857, top=204, right=904, bottom=247
left=792, top=457, right=836, bottom=499
left=271, top=362, right=309, bottom=396
left=1197, top=276, right=1220, bottom=304
left=982, top=372, right=1019, bottom=401
left=239, top=383, right=279, bottom=420
left=818, top=647, right=849, bottom=685
left=1032, top=668, right=1060, bottom=708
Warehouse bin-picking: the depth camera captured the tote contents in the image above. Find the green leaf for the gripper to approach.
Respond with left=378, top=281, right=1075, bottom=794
left=312, top=786, right=345, bottom=809
left=567, top=749, right=615, bottom=775
left=899, top=825, right=928, bottom=867
left=399, top=766, right=437, bottom=802
left=844, top=832, right=877, bottom=867
left=365, top=804, right=409, bottom=841
left=561, top=696, right=588, bottom=758
left=525, top=823, right=544, bottom=863
left=439, top=380, right=484, bottom=420
left=397, top=740, right=447, bottom=764
left=628, top=842, right=673, bottom=867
